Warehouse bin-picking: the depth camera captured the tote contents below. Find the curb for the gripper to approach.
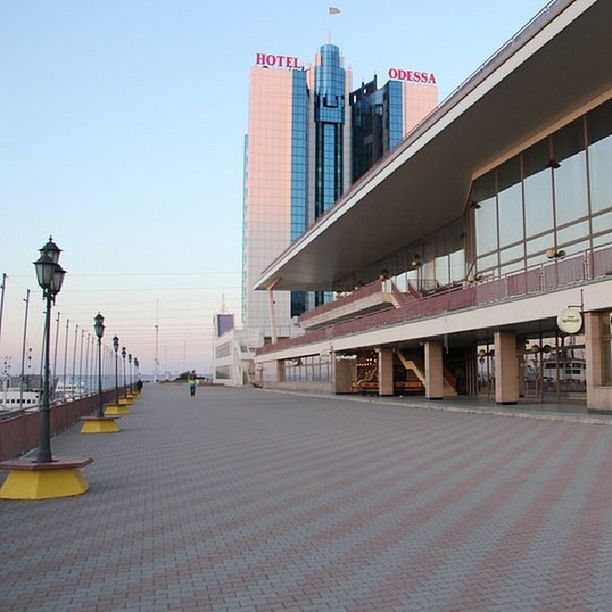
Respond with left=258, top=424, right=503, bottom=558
left=256, top=388, right=612, bottom=426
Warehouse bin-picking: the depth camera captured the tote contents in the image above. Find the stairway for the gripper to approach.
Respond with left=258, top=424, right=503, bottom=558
left=397, top=350, right=457, bottom=397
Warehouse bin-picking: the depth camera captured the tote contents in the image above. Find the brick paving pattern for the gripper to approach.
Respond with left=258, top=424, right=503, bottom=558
left=1, top=384, right=611, bottom=611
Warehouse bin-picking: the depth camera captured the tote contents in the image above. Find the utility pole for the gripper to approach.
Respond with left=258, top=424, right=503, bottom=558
left=0, top=273, right=6, bottom=354
left=72, top=324, right=78, bottom=395
left=62, top=318, right=69, bottom=402
left=19, top=289, right=30, bottom=409
left=52, top=311, right=60, bottom=400
left=79, top=329, right=84, bottom=397
left=154, top=299, right=159, bottom=383
left=84, top=333, right=90, bottom=395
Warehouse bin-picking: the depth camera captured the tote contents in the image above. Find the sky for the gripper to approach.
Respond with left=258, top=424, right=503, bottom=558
left=0, top=0, right=552, bottom=376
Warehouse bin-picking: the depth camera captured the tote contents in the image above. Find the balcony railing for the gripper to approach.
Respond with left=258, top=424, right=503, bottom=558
left=257, top=243, right=612, bottom=356
left=298, top=279, right=384, bottom=324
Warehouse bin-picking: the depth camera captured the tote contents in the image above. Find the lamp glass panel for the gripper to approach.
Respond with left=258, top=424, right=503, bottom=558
left=40, top=239, right=61, bottom=264
left=51, top=266, right=65, bottom=294
left=34, top=257, right=56, bottom=289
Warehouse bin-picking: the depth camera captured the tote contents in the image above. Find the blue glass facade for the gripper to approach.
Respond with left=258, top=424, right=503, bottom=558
left=314, top=44, right=345, bottom=219
left=350, top=78, right=405, bottom=181
left=387, top=80, right=404, bottom=149
left=290, top=70, right=309, bottom=317
left=290, top=70, right=308, bottom=242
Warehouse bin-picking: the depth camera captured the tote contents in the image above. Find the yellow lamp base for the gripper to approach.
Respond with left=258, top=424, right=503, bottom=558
left=80, top=418, right=120, bottom=434
left=0, top=457, right=92, bottom=500
left=104, top=404, right=130, bottom=416
left=118, top=397, right=134, bottom=405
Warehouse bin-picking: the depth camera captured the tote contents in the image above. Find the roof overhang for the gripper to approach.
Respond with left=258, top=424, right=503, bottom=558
left=255, top=0, right=612, bottom=292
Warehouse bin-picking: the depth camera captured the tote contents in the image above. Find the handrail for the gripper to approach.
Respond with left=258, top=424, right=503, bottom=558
left=257, top=241, right=612, bottom=356
left=299, top=279, right=383, bottom=323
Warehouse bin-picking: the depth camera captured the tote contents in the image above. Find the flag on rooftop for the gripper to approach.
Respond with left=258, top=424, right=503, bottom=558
left=329, top=7, right=341, bottom=15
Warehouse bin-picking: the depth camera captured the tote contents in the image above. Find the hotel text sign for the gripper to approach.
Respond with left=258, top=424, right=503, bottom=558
left=256, top=53, right=301, bottom=68
left=388, top=67, right=437, bottom=85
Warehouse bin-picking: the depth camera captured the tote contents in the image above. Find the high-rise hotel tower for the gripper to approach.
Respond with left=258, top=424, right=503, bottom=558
left=242, top=44, right=438, bottom=341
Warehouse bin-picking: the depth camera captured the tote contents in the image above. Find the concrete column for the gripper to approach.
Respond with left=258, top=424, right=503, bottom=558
left=334, top=357, right=356, bottom=394
left=378, top=348, right=394, bottom=396
left=424, top=340, right=444, bottom=399
left=267, top=287, right=277, bottom=344
left=585, top=312, right=604, bottom=388
left=494, top=330, right=519, bottom=404
left=275, top=360, right=283, bottom=384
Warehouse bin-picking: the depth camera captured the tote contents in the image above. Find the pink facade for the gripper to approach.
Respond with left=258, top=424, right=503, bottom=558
left=244, top=68, right=295, bottom=337
left=403, top=81, right=439, bottom=135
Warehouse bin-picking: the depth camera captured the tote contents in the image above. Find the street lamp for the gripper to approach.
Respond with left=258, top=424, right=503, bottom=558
left=113, top=335, right=119, bottom=406
left=121, top=346, right=127, bottom=398
left=134, top=357, right=139, bottom=392
left=93, top=313, right=105, bottom=418
left=33, top=236, right=66, bottom=463
left=128, top=353, right=133, bottom=395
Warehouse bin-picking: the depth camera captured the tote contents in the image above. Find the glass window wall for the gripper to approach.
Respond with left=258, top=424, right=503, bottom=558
left=497, top=156, right=523, bottom=248
left=523, top=139, right=554, bottom=238
left=587, top=99, right=612, bottom=214
left=553, top=119, right=588, bottom=226
left=474, top=171, right=497, bottom=256
left=602, top=312, right=612, bottom=386
left=471, top=98, right=612, bottom=277
left=283, top=354, right=330, bottom=383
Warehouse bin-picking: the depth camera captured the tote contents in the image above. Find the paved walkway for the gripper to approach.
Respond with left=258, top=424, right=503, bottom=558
left=1, top=384, right=611, bottom=611
left=265, top=389, right=612, bottom=425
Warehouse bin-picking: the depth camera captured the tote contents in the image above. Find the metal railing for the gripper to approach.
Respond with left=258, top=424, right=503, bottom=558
left=299, top=279, right=384, bottom=323
left=257, top=242, right=612, bottom=356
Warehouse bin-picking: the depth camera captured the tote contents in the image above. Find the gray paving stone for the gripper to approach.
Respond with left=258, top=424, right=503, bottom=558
left=1, top=384, right=611, bottom=611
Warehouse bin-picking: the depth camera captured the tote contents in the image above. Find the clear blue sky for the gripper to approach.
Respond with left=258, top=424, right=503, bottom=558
left=0, top=0, right=551, bottom=375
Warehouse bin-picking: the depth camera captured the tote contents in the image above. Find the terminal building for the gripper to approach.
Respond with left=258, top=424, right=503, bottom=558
left=253, top=0, right=612, bottom=411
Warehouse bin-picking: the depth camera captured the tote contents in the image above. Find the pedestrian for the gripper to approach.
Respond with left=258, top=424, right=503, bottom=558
left=188, top=371, right=197, bottom=397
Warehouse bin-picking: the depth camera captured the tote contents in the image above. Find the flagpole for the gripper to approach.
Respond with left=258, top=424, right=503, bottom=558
left=328, top=7, right=340, bottom=43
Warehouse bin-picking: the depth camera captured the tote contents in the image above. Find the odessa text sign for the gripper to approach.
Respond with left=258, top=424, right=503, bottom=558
left=388, top=68, right=437, bottom=85
left=256, top=53, right=301, bottom=68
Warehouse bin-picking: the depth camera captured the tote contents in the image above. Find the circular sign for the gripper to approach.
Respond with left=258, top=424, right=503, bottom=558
left=557, top=308, right=582, bottom=334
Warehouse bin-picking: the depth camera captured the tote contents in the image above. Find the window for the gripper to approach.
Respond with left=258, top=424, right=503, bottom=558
left=587, top=99, right=612, bottom=214
left=523, top=139, right=554, bottom=238
left=473, top=171, right=497, bottom=255
left=553, top=119, right=588, bottom=226
left=497, top=156, right=523, bottom=247
left=602, top=312, right=612, bottom=385
left=471, top=99, right=611, bottom=279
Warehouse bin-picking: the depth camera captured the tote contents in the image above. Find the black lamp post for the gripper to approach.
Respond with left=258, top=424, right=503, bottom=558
left=93, top=313, right=105, bottom=418
left=128, top=353, right=133, bottom=394
left=113, top=335, right=119, bottom=406
left=121, top=346, right=127, bottom=398
left=33, top=236, right=66, bottom=463
left=134, top=357, right=140, bottom=392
